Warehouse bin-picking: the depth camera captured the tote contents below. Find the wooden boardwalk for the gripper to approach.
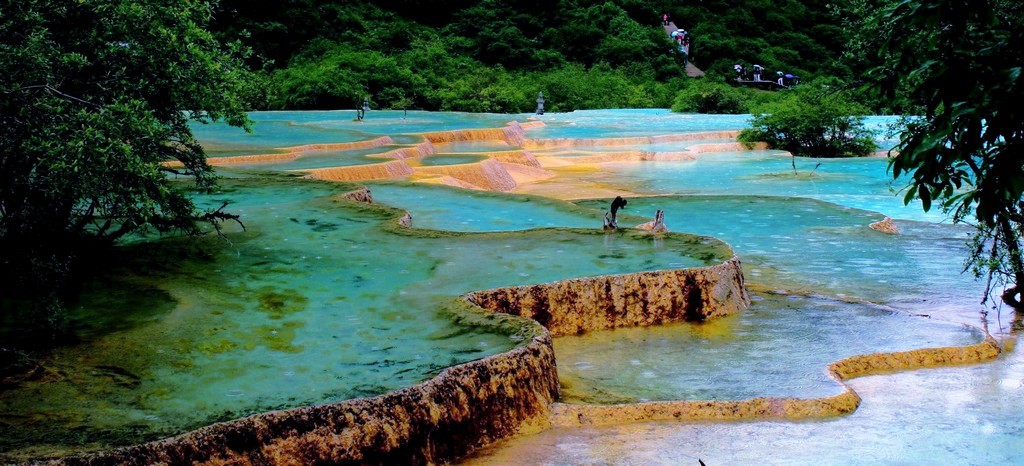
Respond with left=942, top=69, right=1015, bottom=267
left=663, top=21, right=704, bottom=77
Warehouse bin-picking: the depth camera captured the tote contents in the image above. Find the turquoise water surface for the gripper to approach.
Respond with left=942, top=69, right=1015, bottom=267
left=1, top=110, right=1019, bottom=464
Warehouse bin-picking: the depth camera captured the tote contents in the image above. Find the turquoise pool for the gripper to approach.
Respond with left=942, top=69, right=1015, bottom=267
left=1, top=110, right=1018, bottom=464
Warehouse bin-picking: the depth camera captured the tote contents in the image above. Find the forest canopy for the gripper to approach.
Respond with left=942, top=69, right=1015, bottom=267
left=209, top=0, right=856, bottom=111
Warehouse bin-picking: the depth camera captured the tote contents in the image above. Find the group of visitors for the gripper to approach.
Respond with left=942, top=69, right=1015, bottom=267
left=662, top=13, right=691, bottom=58
left=733, top=63, right=800, bottom=87
left=670, top=29, right=691, bottom=57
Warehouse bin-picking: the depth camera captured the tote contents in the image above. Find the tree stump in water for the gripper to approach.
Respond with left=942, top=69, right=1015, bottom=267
left=398, top=212, right=413, bottom=227
left=603, top=196, right=628, bottom=230
left=636, top=210, right=669, bottom=233
left=651, top=209, right=667, bottom=232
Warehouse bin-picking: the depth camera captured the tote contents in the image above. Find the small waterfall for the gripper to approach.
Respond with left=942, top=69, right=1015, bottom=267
left=415, top=159, right=518, bottom=192
left=302, top=160, right=414, bottom=181
left=419, top=121, right=529, bottom=146
left=375, top=141, right=437, bottom=159
left=490, top=150, right=543, bottom=168
left=284, top=136, right=395, bottom=152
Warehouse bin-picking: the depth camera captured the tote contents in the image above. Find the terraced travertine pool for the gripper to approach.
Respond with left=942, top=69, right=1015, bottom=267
left=1, top=109, right=1020, bottom=464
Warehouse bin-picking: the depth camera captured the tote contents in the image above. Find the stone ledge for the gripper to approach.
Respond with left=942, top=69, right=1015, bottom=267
left=464, top=257, right=750, bottom=337
left=42, top=322, right=558, bottom=466
left=550, top=338, right=1001, bottom=428
left=36, top=251, right=749, bottom=465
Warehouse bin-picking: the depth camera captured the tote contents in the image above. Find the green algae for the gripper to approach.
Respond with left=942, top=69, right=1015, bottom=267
left=256, top=288, right=309, bottom=319
left=2, top=171, right=730, bottom=462
left=5, top=110, right=998, bottom=464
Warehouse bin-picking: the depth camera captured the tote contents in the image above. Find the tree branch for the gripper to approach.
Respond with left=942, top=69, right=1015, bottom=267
left=200, top=201, right=245, bottom=239
left=6, top=84, right=101, bottom=109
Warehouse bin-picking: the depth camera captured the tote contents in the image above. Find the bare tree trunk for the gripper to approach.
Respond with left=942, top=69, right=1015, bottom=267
left=999, top=216, right=1024, bottom=309
left=651, top=210, right=668, bottom=233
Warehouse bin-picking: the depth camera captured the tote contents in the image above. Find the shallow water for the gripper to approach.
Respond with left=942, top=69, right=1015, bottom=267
left=524, top=109, right=751, bottom=139
left=0, top=176, right=727, bottom=461
left=466, top=340, right=1024, bottom=466
left=556, top=293, right=980, bottom=403
left=528, top=140, right=736, bottom=154
left=431, top=141, right=516, bottom=153
left=2, top=109, right=1018, bottom=463
left=222, top=146, right=408, bottom=170
left=191, top=110, right=530, bottom=155
left=577, top=196, right=982, bottom=318
left=555, top=152, right=944, bottom=222
left=414, top=154, right=489, bottom=166
left=367, top=183, right=601, bottom=232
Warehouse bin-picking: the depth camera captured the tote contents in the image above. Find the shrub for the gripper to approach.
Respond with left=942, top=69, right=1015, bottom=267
left=738, top=86, right=877, bottom=157
left=671, top=79, right=750, bottom=114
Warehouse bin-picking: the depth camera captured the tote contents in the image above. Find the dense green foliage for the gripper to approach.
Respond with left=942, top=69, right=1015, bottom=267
left=209, top=0, right=853, bottom=111
left=273, top=45, right=685, bottom=112
left=670, top=78, right=779, bottom=114
left=665, top=0, right=854, bottom=81
left=859, top=0, right=1024, bottom=307
left=738, top=85, right=877, bottom=158
left=671, top=80, right=749, bottom=114
left=0, top=0, right=803, bottom=359
left=0, top=0, right=260, bottom=318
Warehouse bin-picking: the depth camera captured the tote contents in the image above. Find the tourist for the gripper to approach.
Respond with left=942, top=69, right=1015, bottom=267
left=662, top=13, right=670, bottom=26
left=776, top=71, right=785, bottom=86
left=753, top=64, right=763, bottom=81
left=735, top=63, right=743, bottom=81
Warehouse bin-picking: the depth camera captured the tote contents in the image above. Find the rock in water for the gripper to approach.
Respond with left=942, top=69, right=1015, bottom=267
left=869, top=217, right=900, bottom=234
left=341, top=187, right=373, bottom=204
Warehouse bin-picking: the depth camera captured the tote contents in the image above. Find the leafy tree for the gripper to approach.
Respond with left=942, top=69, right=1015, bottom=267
left=671, top=79, right=751, bottom=114
left=739, top=85, right=877, bottom=158
left=273, top=43, right=427, bottom=109
left=860, top=0, right=1024, bottom=308
left=595, top=8, right=666, bottom=67
left=205, top=0, right=860, bottom=111
left=1, top=0, right=260, bottom=315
